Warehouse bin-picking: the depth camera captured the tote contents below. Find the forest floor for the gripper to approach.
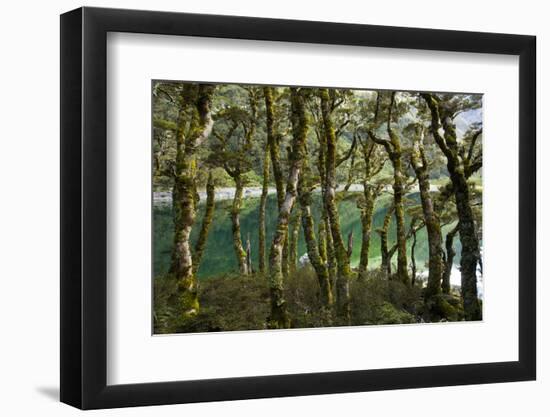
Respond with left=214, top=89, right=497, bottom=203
left=153, top=267, right=467, bottom=335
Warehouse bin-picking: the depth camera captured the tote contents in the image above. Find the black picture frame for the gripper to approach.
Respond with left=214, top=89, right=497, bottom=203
left=60, top=6, right=536, bottom=410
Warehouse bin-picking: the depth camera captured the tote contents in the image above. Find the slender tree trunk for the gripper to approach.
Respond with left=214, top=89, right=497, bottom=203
left=231, top=175, right=248, bottom=275
left=369, top=92, right=408, bottom=285
left=320, top=88, right=351, bottom=324
left=258, top=144, right=270, bottom=273
left=246, top=233, right=253, bottom=275
left=346, top=231, right=354, bottom=260
left=264, top=87, right=284, bottom=209
left=192, top=170, right=216, bottom=274
left=411, top=225, right=417, bottom=286
left=289, top=207, right=301, bottom=274
left=325, top=215, right=337, bottom=293
left=385, top=96, right=409, bottom=286
left=358, top=184, right=376, bottom=280
left=317, top=218, right=327, bottom=265
left=298, top=161, right=333, bottom=308
left=268, top=88, right=308, bottom=329
left=390, top=154, right=408, bottom=285
left=316, top=110, right=337, bottom=295
left=410, top=129, right=444, bottom=303
left=378, top=205, right=394, bottom=277
left=171, top=84, right=215, bottom=318
left=422, top=93, right=481, bottom=320
left=443, top=224, right=459, bottom=295
left=264, top=86, right=289, bottom=278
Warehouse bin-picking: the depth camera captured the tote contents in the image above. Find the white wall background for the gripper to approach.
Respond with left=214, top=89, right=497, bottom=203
left=0, top=1, right=545, bottom=415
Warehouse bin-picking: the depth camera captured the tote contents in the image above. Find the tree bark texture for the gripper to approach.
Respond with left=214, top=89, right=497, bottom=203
left=422, top=93, right=481, bottom=320
left=410, top=128, right=444, bottom=303
left=297, top=154, right=333, bottom=309
left=443, top=224, right=459, bottom=295
left=258, top=143, right=270, bottom=273
left=369, top=92, right=409, bottom=286
left=231, top=175, right=248, bottom=275
left=268, top=88, right=308, bottom=329
left=192, top=170, right=216, bottom=274
left=171, top=84, right=215, bottom=318
left=378, top=204, right=394, bottom=277
left=320, top=88, right=352, bottom=324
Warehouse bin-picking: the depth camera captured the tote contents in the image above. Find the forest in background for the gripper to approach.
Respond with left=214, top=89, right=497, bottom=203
left=152, top=82, right=483, bottom=333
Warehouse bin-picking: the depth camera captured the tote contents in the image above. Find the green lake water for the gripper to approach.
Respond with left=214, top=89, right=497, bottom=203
left=153, top=193, right=460, bottom=279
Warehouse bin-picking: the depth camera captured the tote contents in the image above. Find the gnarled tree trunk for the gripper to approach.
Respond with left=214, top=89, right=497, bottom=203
left=192, top=170, right=216, bottom=274
left=422, top=93, right=481, bottom=320
left=369, top=92, right=409, bottom=286
left=171, top=84, right=215, bottom=318
left=268, top=88, right=308, bottom=329
left=288, top=207, right=301, bottom=275
left=320, top=88, right=352, bottom=324
left=298, top=154, right=333, bottom=309
left=411, top=223, right=418, bottom=286
left=231, top=174, right=248, bottom=275
left=264, top=86, right=289, bottom=278
left=443, top=224, right=459, bottom=295
left=410, top=127, right=444, bottom=305
left=377, top=204, right=394, bottom=277
left=258, top=144, right=270, bottom=273
left=358, top=184, right=377, bottom=280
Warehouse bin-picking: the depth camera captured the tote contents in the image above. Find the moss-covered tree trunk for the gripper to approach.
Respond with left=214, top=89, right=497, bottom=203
left=246, top=233, right=253, bottom=275
left=264, top=86, right=289, bottom=277
left=389, top=152, right=409, bottom=286
left=358, top=184, right=376, bottom=280
left=422, top=93, right=481, bottom=320
left=231, top=174, right=248, bottom=275
left=356, top=136, right=383, bottom=281
left=268, top=88, right=308, bottom=329
left=288, top=206, right=301, bottom=275
left=317, top=219, right=327, bottom=265
left=410, top=128, right=444, bottom=305
left=170, top=84, right=215, bottom=318
left=316, top=121, right=337, bottom=293
left=410, top=224, right=417, bottom=286
left=324, top=215, right=337, bottom=293
left=377, top=205, right=394, bottom=277
left=369, top=92, right=409, bottom=286
left=298, top=154, right=333, bottom=309
left=443, top=224, right=459, bottom=295
left=258, top=144, right=270, bottom=273
left=320, top=88, right=352, bottom=324
left=192, top=170, right=216, bottom=274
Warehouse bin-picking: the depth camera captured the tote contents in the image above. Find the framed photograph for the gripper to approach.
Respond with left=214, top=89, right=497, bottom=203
left=60, top=6, right=536, bottom=409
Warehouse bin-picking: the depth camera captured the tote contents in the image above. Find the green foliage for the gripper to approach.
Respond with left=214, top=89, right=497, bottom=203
left=152, top=81, right=484, bottom=329
left=350, top=272, right=419, bottom=325
left=154, top=267, right=432, bottom=334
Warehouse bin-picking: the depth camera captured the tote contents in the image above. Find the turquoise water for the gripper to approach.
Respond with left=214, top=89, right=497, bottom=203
left=153, top=193, right=460, bottom=279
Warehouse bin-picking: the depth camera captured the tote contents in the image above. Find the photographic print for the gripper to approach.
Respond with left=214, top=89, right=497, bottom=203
left=152, top=81, right=483, bottom=334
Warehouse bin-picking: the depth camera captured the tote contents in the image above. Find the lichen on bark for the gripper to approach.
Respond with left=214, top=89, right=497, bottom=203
left=258, top=143, right=270, bottom=274
left=369, top=92, right=409, bottom=286
left=267, top=88, right=309, bottom=329
left=410, top=125, right=445, bottom=316
left=192, top=169, right=216, bottom=274
left=422, top=93, right=482, bottom=320
left=170, top=84, right=215, bottom=318
left=320, top=88, right=352, bottom=324
left=297, top=145, right=333, bottom=311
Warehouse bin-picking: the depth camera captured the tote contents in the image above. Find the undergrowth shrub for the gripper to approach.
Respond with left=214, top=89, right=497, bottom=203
left=154, top=267, right=463, bottom=334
